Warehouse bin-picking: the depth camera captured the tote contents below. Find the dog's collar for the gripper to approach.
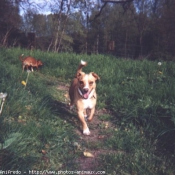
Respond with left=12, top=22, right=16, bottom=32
left=78, top=88, right=95, bottom=99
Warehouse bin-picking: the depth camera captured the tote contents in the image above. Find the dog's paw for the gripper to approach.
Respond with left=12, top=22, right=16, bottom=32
left=69, top=104, right=74, bottom=110
left=87, top=117, right=92, bottom=122
left=84, top=115, right=88, bottom=121
left=83, top=128, right=90, bottom=135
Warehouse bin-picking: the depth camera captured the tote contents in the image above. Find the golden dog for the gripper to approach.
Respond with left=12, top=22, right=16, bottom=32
left=19, top=54, right=43, bottom=72
left=69, top=60, right=100, bottom=135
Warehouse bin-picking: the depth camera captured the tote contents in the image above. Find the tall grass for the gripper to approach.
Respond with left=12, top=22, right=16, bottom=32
left=100, top=124, right=174, bottom=175
left=0, top=48, right=78, bottom=171
left=0, top=47, right=175, bottom=174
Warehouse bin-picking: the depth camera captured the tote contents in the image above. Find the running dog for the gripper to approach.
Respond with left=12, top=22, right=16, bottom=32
left=69, top=60, right=100, bottom=135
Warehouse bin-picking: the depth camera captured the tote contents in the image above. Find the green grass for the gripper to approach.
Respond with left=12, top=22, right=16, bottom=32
left=0, top=47, right=175, bottom=174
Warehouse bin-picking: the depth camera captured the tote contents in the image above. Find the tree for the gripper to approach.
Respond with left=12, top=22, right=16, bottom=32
left=69, top=12, right=87, bottom=53
left=158, top=0, right=175, bottom=60
left=48, top=0, right=72, bottom=52
left=0, top=0, right=22, bottom=47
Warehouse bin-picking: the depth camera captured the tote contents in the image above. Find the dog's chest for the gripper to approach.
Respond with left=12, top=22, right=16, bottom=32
left=82, top=99, right=94, bottom=109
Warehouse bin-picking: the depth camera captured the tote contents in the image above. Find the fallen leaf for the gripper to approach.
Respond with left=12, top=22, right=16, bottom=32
left=18, top=115, right=22, bottom=119
left=83, top=151, right=94, bottom=158
left=98, top=135, right=105, bottom=139
left=41, top=150, right=47, bottom=155
left=105, top=122, right=109, bottom=129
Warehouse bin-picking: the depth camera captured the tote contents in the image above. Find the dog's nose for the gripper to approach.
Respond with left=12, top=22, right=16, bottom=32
left=83, top=88, right=89, bottom=93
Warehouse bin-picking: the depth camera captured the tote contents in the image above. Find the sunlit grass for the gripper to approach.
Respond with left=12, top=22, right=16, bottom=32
left=0, top=47, right=175, bottom=173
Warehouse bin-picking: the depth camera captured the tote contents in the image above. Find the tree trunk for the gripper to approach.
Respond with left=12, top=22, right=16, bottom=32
left=96, top=33, right=99, bottom=54
left=125, top=30, right=128, bottom=57
left=2, top=28, right=12, bottom=47
left=56, top=0, right=71, bottom=52
left=53, top=0, right=63, bottom=52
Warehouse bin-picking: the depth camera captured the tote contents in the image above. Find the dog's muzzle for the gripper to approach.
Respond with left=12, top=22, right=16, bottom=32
left=78, top=88, right=95, bottom=99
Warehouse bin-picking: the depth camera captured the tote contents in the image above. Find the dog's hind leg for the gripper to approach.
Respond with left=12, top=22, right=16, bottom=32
left=68, top=97, right=74, bottom=110
left=69, top=89, right=74, bottom=110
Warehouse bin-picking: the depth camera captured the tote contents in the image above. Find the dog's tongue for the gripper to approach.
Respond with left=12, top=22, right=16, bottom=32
left=83, top=92, right=89, bottom=99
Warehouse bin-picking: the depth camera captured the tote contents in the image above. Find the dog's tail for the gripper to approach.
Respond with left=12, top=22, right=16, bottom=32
left=76, top=60, right=87, bottom=75
left=19, top=54, right=24, bottom=61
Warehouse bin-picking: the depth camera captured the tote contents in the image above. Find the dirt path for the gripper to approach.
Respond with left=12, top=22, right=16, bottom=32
left=57, top=84, right=117, bottom=172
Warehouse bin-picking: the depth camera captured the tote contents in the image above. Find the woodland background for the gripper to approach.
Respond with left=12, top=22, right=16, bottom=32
left=0, top=0, right=175, bottom=60
left=1, top=1, right=175, bottom=173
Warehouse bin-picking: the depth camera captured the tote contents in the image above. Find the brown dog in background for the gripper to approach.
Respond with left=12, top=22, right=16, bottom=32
left=69, top=60, right=100, bottom=135
left=19, top=54, right=43, bottom=72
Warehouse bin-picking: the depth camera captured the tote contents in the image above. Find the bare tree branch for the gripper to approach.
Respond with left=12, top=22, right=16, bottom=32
left=89, top=2, right=107, bottom=23
left=101, top=0, right=133, bottom=2
left=89, top=0, right=134, bottom=22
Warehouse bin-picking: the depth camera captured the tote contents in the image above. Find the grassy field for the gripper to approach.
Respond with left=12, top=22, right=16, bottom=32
left=0, top=47, right=175, bottom=174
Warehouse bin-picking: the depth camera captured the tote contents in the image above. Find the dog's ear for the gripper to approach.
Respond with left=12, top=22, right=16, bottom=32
left=76, top=71, right=81, bottom=78
left=76, top=71, right=85, bottom=79
left=91, top=72, right=100, bottom=81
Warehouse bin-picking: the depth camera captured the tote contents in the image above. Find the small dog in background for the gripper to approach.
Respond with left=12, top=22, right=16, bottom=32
left=69, top=60, right=100, bottom=135
left=19, top=54, right=43, bottom=72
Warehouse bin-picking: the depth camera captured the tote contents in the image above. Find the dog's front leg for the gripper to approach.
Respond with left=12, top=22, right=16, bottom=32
left=22, top=65, right=25, bottom=72
left=87, top=107, right=95, bottom=122
left=83, top=109, right=88, bottom=118
left=77, top=110, right=90, bottom=135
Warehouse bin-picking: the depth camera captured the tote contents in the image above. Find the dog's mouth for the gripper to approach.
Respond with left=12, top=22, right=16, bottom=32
left=78, top=88, right=91, bottom=99
left=82, top=91, right=90, bottom=99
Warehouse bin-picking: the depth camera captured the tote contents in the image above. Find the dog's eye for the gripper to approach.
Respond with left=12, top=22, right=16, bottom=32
left=79, top=81, right=84, bottom=85
left=89, top=81, right=93, bottom=85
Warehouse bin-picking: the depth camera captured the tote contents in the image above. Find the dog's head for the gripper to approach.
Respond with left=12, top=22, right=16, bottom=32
left=77, top=71, right=100, bottom=99
left=37, top=60, right=43, bottom=66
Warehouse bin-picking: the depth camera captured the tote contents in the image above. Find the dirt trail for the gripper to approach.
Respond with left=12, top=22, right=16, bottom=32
left=57, top=84, right=117, bottom=172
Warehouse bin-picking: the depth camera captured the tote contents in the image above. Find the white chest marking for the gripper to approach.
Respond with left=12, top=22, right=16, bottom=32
left=82, top=99, right=94, bottom=109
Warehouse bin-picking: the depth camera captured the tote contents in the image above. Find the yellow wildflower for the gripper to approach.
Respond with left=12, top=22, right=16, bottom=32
left=21, top=81, right=26, bottom=86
